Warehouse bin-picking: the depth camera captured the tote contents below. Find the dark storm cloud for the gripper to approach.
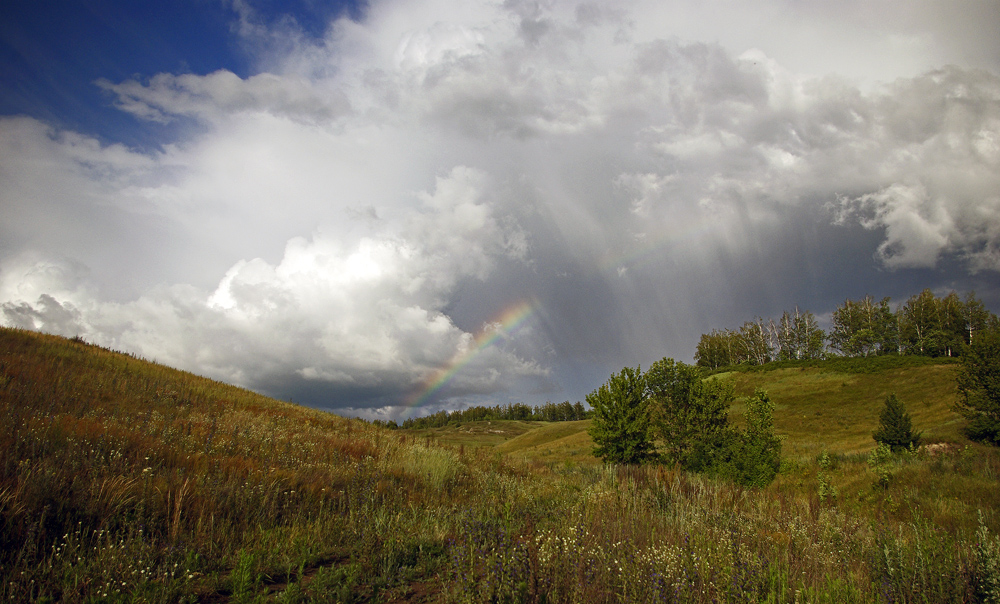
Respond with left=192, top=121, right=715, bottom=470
left=1, top=0, right=998, bottom=416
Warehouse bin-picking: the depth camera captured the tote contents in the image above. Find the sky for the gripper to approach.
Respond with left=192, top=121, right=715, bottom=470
left=2, top=0, right=999, bottom=419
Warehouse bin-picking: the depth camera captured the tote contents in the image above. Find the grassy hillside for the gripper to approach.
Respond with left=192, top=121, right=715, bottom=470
left=396, top=420, right=540, bottom=449
left=484, top=357, right=964, bottom=467
left=496, top=420, right=599, bottom=466
left=3, top=327, right=1000, bottom=603
left=724, top=358, right=963, bottom=457
left=0, top=327, right=480, bottom=602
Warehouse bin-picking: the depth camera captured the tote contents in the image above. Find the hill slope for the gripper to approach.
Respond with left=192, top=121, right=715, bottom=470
left=725, top=358, right=963, bottom=457
left=3, top=327, right=999, bottom=604
left=492, top=357, right=963, bottom=466
left=496, top=419, right=597, bottom=465
left=0, top=327, right=488, bottom=602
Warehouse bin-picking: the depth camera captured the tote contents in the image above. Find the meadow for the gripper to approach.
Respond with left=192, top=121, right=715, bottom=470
left=2, top=327, right=999, bottom=603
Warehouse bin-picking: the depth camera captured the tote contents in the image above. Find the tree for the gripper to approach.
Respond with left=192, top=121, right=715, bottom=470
left=961, top=291, right=993, bottom=347
left=899, top=289, right=949, bottom=356
left=774, top=313, right=796, bottom=362
left=938, top=292, right=966, bottom=357
left=797, top=311, right=827, bottom=359
left=695, top=329, right=738, bottom=369
left=739, top=319, right=772, bottom=365
left=714, top=389, right=782, bottom=487
left=872, top=393, right=920, bottom=451
left=646, top=358, right=733, bottom=471
left=955, top=328, right=1000, bottom=445
left=828, top=295, right=897, bottom=357
left=587, top=366, right=655, bottom=464
left=774, top=307, right=826, bottom=361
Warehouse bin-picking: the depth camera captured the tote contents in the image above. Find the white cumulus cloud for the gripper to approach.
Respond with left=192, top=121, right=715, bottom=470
left=1, top=166, right=546, bottom=412
left=2, top=0, right=1000, bottom=413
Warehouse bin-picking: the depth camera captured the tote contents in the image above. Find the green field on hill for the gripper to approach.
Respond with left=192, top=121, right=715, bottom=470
left=396, top=419, right=540, bottom=449
left=727, top=359, right=964, bottom=457
left=432, top=357, right=964, bottom=468
left=2, top=327, right=999, bottom=603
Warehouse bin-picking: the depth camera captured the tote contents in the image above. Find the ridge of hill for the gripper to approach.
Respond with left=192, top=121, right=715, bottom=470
left=3, top=327, right=999, bottom=603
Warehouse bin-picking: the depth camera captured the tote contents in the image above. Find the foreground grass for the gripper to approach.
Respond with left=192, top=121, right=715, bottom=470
left=2, top=328, right=1000, bottom=603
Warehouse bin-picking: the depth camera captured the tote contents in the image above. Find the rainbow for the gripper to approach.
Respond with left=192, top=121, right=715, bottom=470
left=404, top=300, right=537, bottom=413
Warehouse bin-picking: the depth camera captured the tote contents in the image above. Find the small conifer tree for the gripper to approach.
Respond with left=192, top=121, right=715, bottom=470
left=873, top=393, right=920, bottom=451
left=714, top=389, right=782, bottom=487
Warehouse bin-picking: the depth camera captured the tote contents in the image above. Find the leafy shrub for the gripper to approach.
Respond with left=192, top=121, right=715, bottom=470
left=646, top=358, right=732, bottom=470
left=868, top=443, right=893, bottom=489
left=643, top=359, right=782, bottom=486
left=956, top=328, right=1000, bottom=445
left=587, top=366, right=655, bottom=465
left=816, top=452, right=838, bottom=503
left=975, top=513, right=1000, bottom=604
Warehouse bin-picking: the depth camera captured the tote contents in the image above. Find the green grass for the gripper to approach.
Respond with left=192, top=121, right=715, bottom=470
left=727, top=362, right=963, bottom=458
left=470, top=359, right=965, bottom=467
left=496, top=420, right=599, bottom=466
left=3, top=327, right=1000, bottom=603
left=398, top=419, right=540, bottom=449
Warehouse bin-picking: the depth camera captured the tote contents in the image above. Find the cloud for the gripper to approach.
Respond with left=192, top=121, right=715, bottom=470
left=831, top=68, right=1000, bottom=271
left=0, top=166, right=545, bottom=411
left=2, top=294, right=84, bottom=337
left=2, top=0, right=1000, bottom=414
left=98, top=70, right=351, bottom=124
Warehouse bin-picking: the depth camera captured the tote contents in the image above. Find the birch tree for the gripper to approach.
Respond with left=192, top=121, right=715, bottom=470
left=828, top=295, right=896, bottom=357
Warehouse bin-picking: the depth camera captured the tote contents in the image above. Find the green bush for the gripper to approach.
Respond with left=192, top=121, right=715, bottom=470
left=646, top=358, right=732, bottom=470
left=868, top=443, right=893, bottom=489
left=587, top=366, right=655, bottom=465
left=975, top=512, right=1000, bottom=604
left=956, top=328, right=1000, bottom=445
left=713, top=390, right=782, bottom=487
left=644, top=359, right=781, bottom=486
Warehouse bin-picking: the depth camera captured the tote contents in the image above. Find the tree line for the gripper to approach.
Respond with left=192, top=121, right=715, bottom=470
left=379, top=400, right=590, bottom=430
left=588, top=325, right=1000, bottom=485
left=695, top=289, right=998, bottom=369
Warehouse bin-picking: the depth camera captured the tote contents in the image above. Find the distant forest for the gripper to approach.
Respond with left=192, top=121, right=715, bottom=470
left=379, top=400, right=590, bottom=430
left=696, top=289, right=997, bottom=369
